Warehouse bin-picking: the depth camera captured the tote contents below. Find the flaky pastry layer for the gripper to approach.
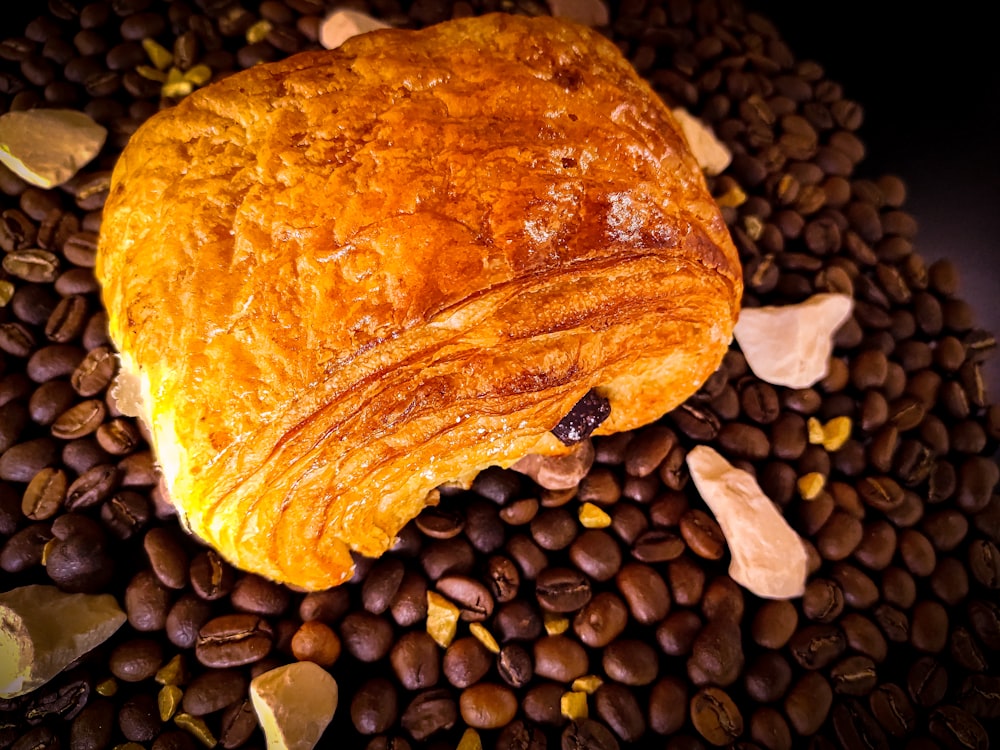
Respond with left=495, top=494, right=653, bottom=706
left=96, top=13, right=741, bottom=590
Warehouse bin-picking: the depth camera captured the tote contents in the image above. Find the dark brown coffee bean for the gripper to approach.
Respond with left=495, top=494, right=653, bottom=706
left=690, top=686, right=743, bottom=746
left=751, top=600, right=798, bottom=649
left=654, top=609, right=701, bottom=658
left=830, top=654, right=878, bottom=697
left=801, top=578, right=844, bottom=623
left=505, top=535, right=547, bottom=581
left=534, top=635, right=588, bottom=682
left=71, top=345, right=116, bottom=397
left=391, top=631, right=440, bottom=690
left=70, top=697, right=116, bottom=750
left=51, top=399, right=106, bottom=440
left=908, top=656, right=949, bottom=708
left=928, top=705, right=989, bottom=750
left=899, top=529, right=936, bottom=577
left=853, top=520, right=897, bottom=571
left=495, top=599, right=543, bottom=643
left=957, top=457, right=999, bottom=514
left=351, top=678, right=398, bottom=735
left=362, top=557, right=405, bottom=615
left=437, top=574, right=494, bottom=621
left=497, top=642, right=533, bottom=688
left=624, top=425, right=678, bottom=477
left=951, top=627, right=989, bottom=672
left=230, top=573, right=289, bottom=616
left=109, top=638, right=164, bottom=682
left=166, top=593, right=212, bottom=649
left=46, top=513, right=113, bottom=592
left=522, top=682, right=566, bottom=727
left=218, top=699, right=256, bottom=749
left=100, top=489, right=150, bottom=539
left=535, top=567, right=591, bottom=614
left=1, top=522, right=51, bottom=574
left=688, top=619, right=743, bottom=687
left=124, top=568, right=171, bottom=631
left=930, top=556, right=971, bottom=606
left=21, top=466, right=66, bottom=521
left=784, top=671, right=833, bottom=736
left=601, top=638, right=658, bottom=687
left=701, top=575, right=745, bottom=624
left=744, top=651, right=793, bottom=704
left=567, top=529, right=621, bottom=582
left=561, top=718, right=619, bottom=750
left=386, top=570, right=424, bottom=628
left=788, top=623, right=846, bottom=670
left=616, top=562, right=670, bottom=625
left=830, top=699, right=889, bottom=750
left=679, top=509, right=725, bottom=560
left=594, top=683, right=646, bottom=742
left=442, top=636, right=492, bottom=689
left=649, top=676, right=687, bottom=735
left=969, top=598, right=1000, bottom=650
left=0, top=437, right=59, bottom=482
left=189, top=549, right=235, bottom=600
left=118, top=692, right=161, bottom=742
left=910, top=600, right=949, bottom=654
left=400, top=689, right=457, bottom=741
left=197, top=614, right=274, bottom=668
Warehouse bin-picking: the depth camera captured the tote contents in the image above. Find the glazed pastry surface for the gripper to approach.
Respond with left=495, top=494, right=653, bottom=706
left=96, top=13, right=742, bottom=590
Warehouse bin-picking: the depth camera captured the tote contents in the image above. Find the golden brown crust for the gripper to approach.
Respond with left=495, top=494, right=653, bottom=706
left=96, top=13, right=741, bottom=590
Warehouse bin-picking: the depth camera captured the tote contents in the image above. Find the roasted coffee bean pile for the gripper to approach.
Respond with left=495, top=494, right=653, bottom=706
left=2, top=0, right=999, bottom=749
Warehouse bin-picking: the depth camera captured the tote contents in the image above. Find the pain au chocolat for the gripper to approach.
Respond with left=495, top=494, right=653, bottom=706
left=96, top=13, right=742, bottom=590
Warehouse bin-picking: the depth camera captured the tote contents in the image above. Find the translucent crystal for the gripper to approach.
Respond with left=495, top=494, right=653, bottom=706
left=686, top=447, right=808, bottom=599
left=671, top=108, right=733, bottom=176
left=733, top=293, right=854, bottom=389
left=319, top=10, right=390, bottom=51
left=0, top=109, right=106, bottom=189
left=250, top=662, right=338, bottom=750
left=0, top=585, right=126, bottom=698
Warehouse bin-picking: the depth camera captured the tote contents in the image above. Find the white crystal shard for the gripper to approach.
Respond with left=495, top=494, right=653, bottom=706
left=319, top=9, right=390, bottom=50
left=250, top=662, right=338, bottom=750
left=0, top=585, right=126, bottom=698
left=686, top=446, right=808, bottom=599
left=671, top=108, right=733, bottom=176
left=510, top=440, right=594, bottom=490
left=733, top=293, right=853, bottom=389
left=0, top=109, right=107, bottom=189
left=547, top=0, right=610, bottom=27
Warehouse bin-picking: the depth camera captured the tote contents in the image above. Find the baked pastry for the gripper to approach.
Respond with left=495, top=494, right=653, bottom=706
left=96, top=13, right=741, bottom=590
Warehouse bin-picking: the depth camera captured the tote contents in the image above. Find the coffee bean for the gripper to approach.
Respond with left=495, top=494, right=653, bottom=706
left=655, top=610, right=702, bottom=658
left=535, top=567, right=591, bottom=613
left=568, top=529, right=622, bottom=581
left=388, top=570, right=427, bottom=627
left=950, top=627, right=989, bottom=673
left=751, top=600, right=798, bottom=649
left=594, top=683, right=646, bottom=742
left=930, top=556, right=970, bottom=606
left=21, top=466, right=66, bottom=520
left=679, top=509, right=725, bottom=560
left=166, top=593, right=213, bottom=650
left=70, top=697, right=116, bottom=750
left=666, top=555, right=705, bottom=607
left=196, top=613, right=274, bottom=668
left=968, top=598, right=1000, bottom=650
left=801, top=578, right=844, bottom=623
left=459, top=683, right=517, bottom=730
left=910, top=600, right=949, bottom=654
left=100, top=488, right=150, bottom=539
left=908, top=656, right=949, bottom=708
left=928, top=705, right=989, bottom=750
left=0, top=437, right=59, bottom=481
left=688, top=619, right=743, bottom=687
left=853, top=520, right=898, bottom=571
left=830, top=699, right=889, bottom=750
left=437, top=574, right=494, bottom=621
left=784, top=671, right=833, bottom=736
left=788, top=623, right=846, bottom=670
left=616, top=562, right=671, bottom=624
left=51, top=398, right=106, bottom=439
left=495, top=599, right=543, bottom=643
left=117, top=692, right=161, bottom=742
left=690, top=686, right=743, bottom=746
left=701, top=575, right=745, bottom=624
left=744, top=651, right=793, bottom=704
left=400, top=689, right=457, bottom=741
left=47, top=513, right=113, bottom=592
left=493, top=642, right=531, bottom=689
left=561, top=718, right=619, bottom=750
left=534, top=635, right=588, bottom=682
left=352, top=678, right=398, bottom=735
left=189, top=549, right=235, bottom=600
left=959, top=674, right=1000, bottom=720
left=388, top=630, right=440, bottom=691
left=109, top=638, right=163, bottom=683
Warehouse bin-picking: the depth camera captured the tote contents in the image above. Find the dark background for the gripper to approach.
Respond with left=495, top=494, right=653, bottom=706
left=755, top=0, right=1000, bottom=394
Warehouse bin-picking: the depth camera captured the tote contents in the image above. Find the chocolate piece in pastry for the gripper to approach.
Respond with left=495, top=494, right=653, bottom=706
left=96, top=13, right=742, bottom=590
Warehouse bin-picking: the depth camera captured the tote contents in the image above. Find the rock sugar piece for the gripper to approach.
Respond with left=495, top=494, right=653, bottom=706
left=319, top=9, right=390, bottom=50
left=250, top=662, right=338, bottom=750
left=0, top=584, right=126, bottom=698
left=733, top=293, right=853, bottom=389
left=0, top=109, right=106, bottom=189
left=686, top=446, right=808, bottom=599
left=671, top=108, right=732, bottom=176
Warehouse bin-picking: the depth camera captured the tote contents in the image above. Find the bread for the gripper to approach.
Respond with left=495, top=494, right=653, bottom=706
left=96, top=13, right=742, bottom=590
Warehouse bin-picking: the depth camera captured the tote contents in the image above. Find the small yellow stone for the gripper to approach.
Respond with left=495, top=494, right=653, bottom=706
left=165, top=67, right=184, bottom=85
left=174, top=713, right=217, bottom=748
left=162, top=81, right=194, bottom=98
left=142, top=38, right=173, bottom=70
left=807, top=417, right=825, bottom=445
left=743, top=214, right=764, bottom=241
left=798, top=472, right=826, bottom=501
left=457, top=727, right=483, bottom=750
left=543, top=613, right=569, bottom=635
left=158, top=684, right=183, bottom=721
left=821, top=416, right=852, bottom=452
left=426, top=592, right=460, bottom=648
left=135, top=65, right=167, bottom=82
left=716, top=185, right=747, bottom=208
left=469, top=623, right=499, bottom=654
left=246, top=19, right=273, bottom=44
left=96, top=678, right=118, bottom=697
left=560, top=690, right=589, bottom=720
left=0, top=280, right=14, bottom=307
left=40, top=539, right=54, bottom=566
left=571, top=675, right=603, bottom=694
left=578, top=502, right=611, bottom=529
left=155, top=654, right=187, bottom=686
left=183, top=64, right=213, bottom=87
